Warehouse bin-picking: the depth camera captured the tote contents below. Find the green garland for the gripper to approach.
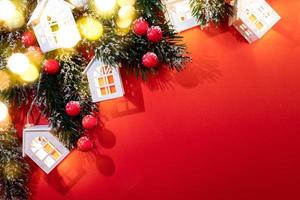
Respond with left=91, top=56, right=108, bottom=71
left=0, top=0, right=189, bottom=199
left=189, top=0, right=232, bottom=28
left=0, top=127, right=30, bottom=200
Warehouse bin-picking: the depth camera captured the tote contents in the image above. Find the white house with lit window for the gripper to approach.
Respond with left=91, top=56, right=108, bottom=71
left=229, top=0, right=281, bottom=43
left=83, top=58, right=124, bottom=102
left=23, top=125, right=70, bottom=174
left=163, top=0, right=198, bottom=32
left=28, top=0, right=81, bottom=52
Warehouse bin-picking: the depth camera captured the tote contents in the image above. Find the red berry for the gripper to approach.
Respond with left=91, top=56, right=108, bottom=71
left=21, top=31, right=37, bottom=47
left=142, top=52, right=159, bottom=68
left=77, top=136, right=94, bottom=152
left=133, top=18, right=149, bottom=36
left=44, top=59, right=60, bottom=75
left=82, top=115, right=98, bottom=130
left=65, top=101, right=81, bottom=117
left=147, top=26, right=163, bottom=43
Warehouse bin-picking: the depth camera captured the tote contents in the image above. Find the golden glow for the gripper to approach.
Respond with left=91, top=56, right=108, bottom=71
left=7, top=53, right=30, bottom=75
left=3, top=10, right=25, bottom=30
left=19, top=64, right=39, bottom=82
left=25, top=47, right=44, bottom=68
left=94, top=0, right=117, bottom=16
left=0, top=71, right=11, bottom=91
left=116, top=18, right=132, bottom=29
left=0, top=0, right=16, bottom=20
left=0, top=102, right=9, bottom=122
left=116, top=5, right=136, bottom=30
left=117, top=0, right=136, bottom=7
left=77, top=17, right=103, bottom=41
left=57, top=27, right=81, bottom=48
left=115, top=26, right=131, bottom=36
left=118, top=5, right=136, bottom=21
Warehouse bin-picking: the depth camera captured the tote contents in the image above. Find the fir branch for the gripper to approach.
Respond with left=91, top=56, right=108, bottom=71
left=0, top=127, right=31, bottom=200
left=36, top=54, right=98, bottom=149
left=94, top=0, right=190, bottom=78
left=189, top=0, right=232, bottom=28
left=0, top=85, right=34, bottom=107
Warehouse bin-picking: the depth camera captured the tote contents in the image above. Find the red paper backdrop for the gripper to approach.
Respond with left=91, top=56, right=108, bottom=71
left=22, top=0, right=300, bottom=199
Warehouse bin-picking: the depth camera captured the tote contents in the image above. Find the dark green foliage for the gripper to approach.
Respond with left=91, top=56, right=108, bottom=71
left=0, top=1, right=189, bottom=199
left=91, top=0, right=189, bottom=78
left=189, top=0, right=232, bottom=28
left=36, top=54, right=98, bottom=149
left=0, top=127, right=30, bottom=200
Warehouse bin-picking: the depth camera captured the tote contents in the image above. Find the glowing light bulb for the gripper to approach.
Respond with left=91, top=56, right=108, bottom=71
left=0, top=71, right=11, bottom=91
left=4, top=10, right=25, bottom=30
left=77, top=17, right=103, bottom=41
left=19, top=64, right=39, bottom=82
left=7, top=53, right=30, bottom=75
left=116, top=18, right=132, bottom=29
left=94, top=0, right=117, bottom=15
left=58, top=26, right=81, bottom=48
left=0, top=0, right=16, bottom=21
left=117, top=0, right=136, bottom=7
left=118, top=5, right=136, bottom=21
left=0, top=102, right=9, bottom=122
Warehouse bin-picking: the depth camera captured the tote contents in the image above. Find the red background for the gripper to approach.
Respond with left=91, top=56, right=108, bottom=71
left=25, top=0, right=300, bottom=199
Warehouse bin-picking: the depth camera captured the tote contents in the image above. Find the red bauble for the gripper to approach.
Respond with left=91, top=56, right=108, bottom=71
left=82, top=115, right=98, bottom=130
left=80, top=47, right=95, bottom=62
left=133, top=18, right=149, bottom=36
left=147, top=26, right=163, bottom=43
left=77, top=136, right=94, bottom=152
left=65, top=101, right=81, bottom=117
left=142, top=52, right=159, bottom=68
left=44, top=59, right=60, bottom=75
left=22, top=31, right=37, bottom=47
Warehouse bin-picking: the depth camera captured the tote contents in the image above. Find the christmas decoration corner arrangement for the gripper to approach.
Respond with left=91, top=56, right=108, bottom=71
left=0, top=0, right=281, bottom=199
left=0, top=0, right=189, bottom=199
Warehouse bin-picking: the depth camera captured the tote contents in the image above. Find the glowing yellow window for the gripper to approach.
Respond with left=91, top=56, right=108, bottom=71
left=248, top=14, right=257, bottom=23
left=107, top=75, right=114, bottom=84
left=110, top=86, right=116, bottom=94
left=31, top=137, right=63, bottom=168
left=256, top=22, right=264, bottom=30
left=100, top=87, right=106, bottom=95
left=98, top=77, right=105, bottom=86
left=52, top=150, right=62, bottom=161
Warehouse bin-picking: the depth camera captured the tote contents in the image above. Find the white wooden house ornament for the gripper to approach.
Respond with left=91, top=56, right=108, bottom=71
left=229, top=0, right=281, bottom=43
left=163, top=0, right=198, bottom=32
left=28, top=0, right=81, bottom=53
left=83, top=58, right=124, bottom=102
left=23, top=125, right=70, bottom=174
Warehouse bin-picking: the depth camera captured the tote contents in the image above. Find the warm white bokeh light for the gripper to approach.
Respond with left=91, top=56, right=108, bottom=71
left=118, top=5, right=136, bottom=21
left=7, top=53, right=30, bottom=75
left=19, top=64, right=39, bottom=82
left=77, top=16, right=103, bottom=41
left=0, top=102, right=9, bottom=122
left=95, top=0, right=117, bottom=13
left=117, top=0, right=136, bottom=7
left=3, top=10, right=25, bottom=29
left=58, top=27, right=81, bottom=48
left=0, top=0, right=16, bottom=21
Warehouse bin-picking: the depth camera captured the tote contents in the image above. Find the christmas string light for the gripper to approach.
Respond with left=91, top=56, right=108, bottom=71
left=7, top=53, right=30, bottom=75
left=77, top=16, right=103, bottom=41
left=0, top=0, right=16, bottom=21
left=94, top=0, right=117, bottom=16
left=0, top=102, right=9, bottom=122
